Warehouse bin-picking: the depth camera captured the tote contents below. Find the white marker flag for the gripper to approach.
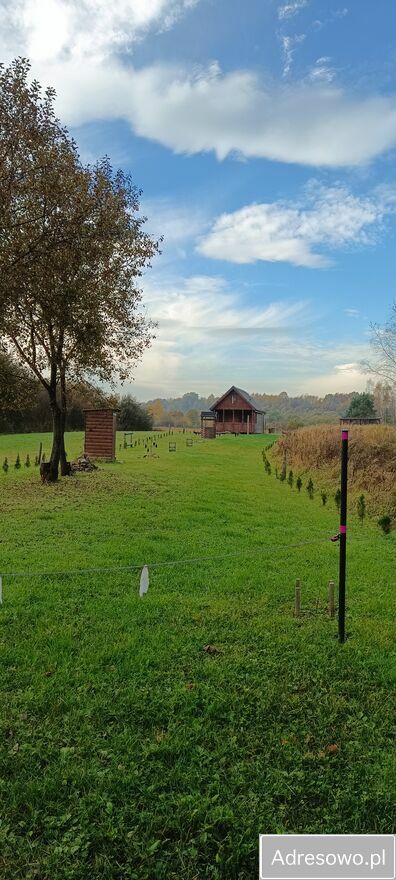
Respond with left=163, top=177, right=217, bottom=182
left=139, top=566, right=149, bottom=597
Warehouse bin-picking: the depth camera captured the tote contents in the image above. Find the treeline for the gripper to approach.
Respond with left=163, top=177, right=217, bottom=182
left=146, top=386, right=395, bottom=429
left=0, top=353, right=153, bottom=433
left=3, top=351, right=393, bottom=433
left=145, top=390, right=365, bottom=428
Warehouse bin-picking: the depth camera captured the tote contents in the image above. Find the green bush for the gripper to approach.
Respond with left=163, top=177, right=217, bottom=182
left=357, top=494, right=366, bottom=524
left=287, top=470, right=294, bottom=487
left=2, top=457, right=8, bottom=473
left=320, top=491, right=327, bottom=506
left=296, top=476, right=302, bottom=492
left=14, top=453, right=21, bottom=469
left=334, top=489, right=341, bottom=512
left=378, top=515, right=392, bottom=534
left=306, top=478, right=314, bottom=499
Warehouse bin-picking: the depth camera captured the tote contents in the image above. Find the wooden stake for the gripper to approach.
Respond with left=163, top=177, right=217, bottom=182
left=328, top=580, right=335, bottom=618
left=294, top=578, right=301, bottom=617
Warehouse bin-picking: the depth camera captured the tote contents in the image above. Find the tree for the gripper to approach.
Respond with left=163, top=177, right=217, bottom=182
left=0, top=59, right=158, bottom=481
left=167, top=410, right=186, bottom=428
left=357, top=494, right=366, bottom=524
left=0, top=350, right=37, bottom=411
left=346, top=392, right=376, bottom=419
left=147, top=399, right=167, bottom=427
left=117, top=395, right=153, bottom=431
left=369, top=380, right=396, bottom=424
left=65, top=382, right=118, bottom=431
left=185, top=408, right=200, bottom=427
left=366, top=304, right=396, bottom=385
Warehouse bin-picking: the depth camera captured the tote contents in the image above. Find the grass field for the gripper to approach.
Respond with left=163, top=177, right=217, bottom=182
left=0, top=431, right=395, bottom=879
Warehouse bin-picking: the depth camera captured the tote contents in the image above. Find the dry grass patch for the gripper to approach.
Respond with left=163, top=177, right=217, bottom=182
left=276, top=425, right=396, bottom=508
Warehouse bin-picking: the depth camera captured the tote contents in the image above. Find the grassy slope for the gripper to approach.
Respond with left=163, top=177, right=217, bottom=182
left=0, top=432, right=395, bottom=880
left=274, top=425, right=396, bottom=517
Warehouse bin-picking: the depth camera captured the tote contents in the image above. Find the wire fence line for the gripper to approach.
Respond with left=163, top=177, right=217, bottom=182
left=0, top=534, right=343, bottom=581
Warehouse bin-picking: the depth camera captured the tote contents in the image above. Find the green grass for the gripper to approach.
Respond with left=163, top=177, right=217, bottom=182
left=0, top=431, right=395, bottom=879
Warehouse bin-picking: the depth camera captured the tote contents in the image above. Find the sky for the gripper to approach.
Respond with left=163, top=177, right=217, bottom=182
left=2, top=0, right=396, bottom=400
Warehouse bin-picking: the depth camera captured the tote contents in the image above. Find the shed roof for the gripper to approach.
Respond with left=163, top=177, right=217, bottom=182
left=210, top=386, right=265, bottom=413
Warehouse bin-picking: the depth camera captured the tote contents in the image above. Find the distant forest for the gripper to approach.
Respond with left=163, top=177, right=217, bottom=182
left=145, top=390, right=363, bottom=429
left=145, top=385, right=394, bottom=428
left=2, top=351, right=394, bottom=432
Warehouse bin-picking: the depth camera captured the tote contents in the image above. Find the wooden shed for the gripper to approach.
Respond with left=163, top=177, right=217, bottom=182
left=84, top=409, right=118, bottom=460
left=211, top=386, right=266, bottom=434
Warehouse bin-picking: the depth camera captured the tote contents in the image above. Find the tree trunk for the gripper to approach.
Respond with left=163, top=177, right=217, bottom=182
left=59, top=369, right=70, bottom=476
left=49, top=397, right=62, bottom=482
left=46, top=362, right=62, bottom=482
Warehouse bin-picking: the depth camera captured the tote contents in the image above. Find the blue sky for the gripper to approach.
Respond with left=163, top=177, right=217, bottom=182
left=2, top=0, right=396, bottom=399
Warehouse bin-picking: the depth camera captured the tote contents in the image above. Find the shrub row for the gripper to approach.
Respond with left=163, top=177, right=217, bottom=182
left=262, top=450, right=372, bottom=525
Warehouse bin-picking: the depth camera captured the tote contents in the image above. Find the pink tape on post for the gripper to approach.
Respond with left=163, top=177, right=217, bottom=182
left=341, top=430, right=348, bottom=440
left=340, top=525, right=347, bottom=534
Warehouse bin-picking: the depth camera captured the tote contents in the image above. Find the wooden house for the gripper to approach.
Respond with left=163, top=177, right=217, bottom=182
left=210, top=386, right=266, bottom=434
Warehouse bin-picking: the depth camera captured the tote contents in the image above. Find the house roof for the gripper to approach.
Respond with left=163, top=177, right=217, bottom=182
left=210, top=386, right=265, bottom=413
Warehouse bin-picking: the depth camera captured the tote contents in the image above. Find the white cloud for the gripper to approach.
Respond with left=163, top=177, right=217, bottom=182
left=198, top=182, right=396, bottom=268
left=0, top=0, right=199, bottom=62
left=35, top=58, right=396, bottom=169
left=112, top=273, right=369, bottom=400
left=281, top=33, right=306, bottom=78
left=300, top=360, right=367, bottom=394
left=128, top=338, right=183, bottom=394
left=141, top=198, right=208, bottom=260
left=278, top=1, right=308, bottom=21
left=2, top=1, right=396, bottom=169
left=313, top=8, right=348, bottom=30
left=129, top=273, right=311, bottom=396
left=308, top=57, right=336, bottom=83
left=119, top=271, right=369, bottom=399
left=143, top=274, right=308, bottom=335
left=344, top=308, right=360, bottom=317
left=250, top=340, right=369, bottom=395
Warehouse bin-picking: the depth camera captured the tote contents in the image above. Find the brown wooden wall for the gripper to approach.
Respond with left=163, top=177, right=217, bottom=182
left=214, top=391, right=253, bottom=411
left=84, top=410, right=117, bottom=460
left=213, top=391, right=254, bottom=434
left=202, top=425, right=216, bottom=439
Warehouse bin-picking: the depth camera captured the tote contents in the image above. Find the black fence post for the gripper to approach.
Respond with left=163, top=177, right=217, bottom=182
left=338, top=429, right=348, bottom=643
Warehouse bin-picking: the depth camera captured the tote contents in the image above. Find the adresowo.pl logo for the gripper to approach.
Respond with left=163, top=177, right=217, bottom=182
left=259, top=835, right=396, bottom=880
